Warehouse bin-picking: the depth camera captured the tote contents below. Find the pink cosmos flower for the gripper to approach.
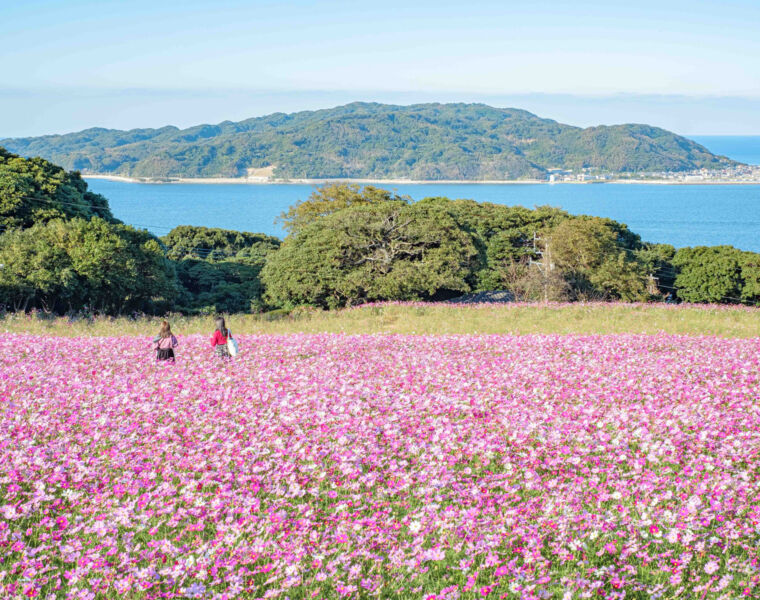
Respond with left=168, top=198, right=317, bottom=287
left=2, top=330, right=760, bottom=599
left=704, top=561, right=720, bottom=575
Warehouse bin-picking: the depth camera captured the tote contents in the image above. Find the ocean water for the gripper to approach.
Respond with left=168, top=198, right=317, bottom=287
left=83, top=134, right=760, bottom=252
left=86, top=179, right=760, bottom=252
left=691, top=135, right=760, bottom=166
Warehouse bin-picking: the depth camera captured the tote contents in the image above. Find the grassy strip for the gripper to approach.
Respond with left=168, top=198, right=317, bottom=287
left=1, top=302, right=758, bottom=338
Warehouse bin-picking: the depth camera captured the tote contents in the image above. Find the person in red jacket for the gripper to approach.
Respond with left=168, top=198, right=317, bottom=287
left=211, top=316, right=231, bottom=358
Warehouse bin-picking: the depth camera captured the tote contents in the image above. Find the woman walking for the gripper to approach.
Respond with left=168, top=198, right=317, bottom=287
left=153, top=320, right=178, bottom=362
left=210, top=316, right=233, bottom=358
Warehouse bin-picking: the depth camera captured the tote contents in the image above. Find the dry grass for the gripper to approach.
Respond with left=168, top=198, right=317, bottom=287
left=2, top=302, right=758, bottom=338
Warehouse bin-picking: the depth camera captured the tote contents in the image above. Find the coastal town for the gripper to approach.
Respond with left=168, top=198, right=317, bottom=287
left=550, top=163, right=760, bottom=183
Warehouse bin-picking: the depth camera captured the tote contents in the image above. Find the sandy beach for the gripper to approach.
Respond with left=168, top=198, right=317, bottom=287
left=82, top=174, right=545, bottom=185
left=82, top=174, right=760, bottom=186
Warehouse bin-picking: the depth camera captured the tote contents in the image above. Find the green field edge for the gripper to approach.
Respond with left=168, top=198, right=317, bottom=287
left=2, top=302, right=758, bottom=338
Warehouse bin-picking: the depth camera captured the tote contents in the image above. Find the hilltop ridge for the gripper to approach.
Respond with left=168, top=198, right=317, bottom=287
left=1, top=102, right=738, bottom=180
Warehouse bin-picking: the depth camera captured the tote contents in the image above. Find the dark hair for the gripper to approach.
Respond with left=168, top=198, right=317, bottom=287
left=158, top=320, right=172, bottom=338
left=215, top=316, right=227, bottom=337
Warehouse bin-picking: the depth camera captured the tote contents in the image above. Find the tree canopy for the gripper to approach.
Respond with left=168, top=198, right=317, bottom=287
left=549, top=218, right=650, bottom=301
left=262, top=184, right=760, bottom=307
left=161, top=225, right=280, bottom=314
left=0, top=217, right=177, bottom=313
left=262, top=200, right=478, bottom=308
left=0, top=147, right=114, bottom=230
left=672, top=246, right=760, bottom=304
left=278, top=183, right=409, bottom=234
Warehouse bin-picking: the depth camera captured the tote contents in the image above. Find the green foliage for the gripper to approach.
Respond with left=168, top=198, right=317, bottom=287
left=262, top=186, right=664, bottom=307
left=161, top=226, right=281, bottom=314
left=162, top=225, right=280, bottom=263
left=549, top=218, right=650, bottom=301
left=1, top=103, right=736, bottom=180
left=0, top=147, right=114, bottom=229
left=0, top=218, right=177, bottom=314
left=634, top=243, right=677, bottom=294
left=672, top=246, right=760, bottom=304
left=278, top=183, right=409, bottom=234
left=740, top=252, right=760, bottom=303
left=262, top=201, right=478, bottom=309
left=3, top=154, right=758, bottom=315
left=173, top=260, right=267, bottom=314
left=418, top=199, right=571, bottom=291
left=476, top=228, right=535, bottom=291
left=0, top=150, right=178, bottom=315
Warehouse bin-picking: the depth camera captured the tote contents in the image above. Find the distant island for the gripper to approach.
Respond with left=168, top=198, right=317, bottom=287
left=1, top=102, right=742, bottom=181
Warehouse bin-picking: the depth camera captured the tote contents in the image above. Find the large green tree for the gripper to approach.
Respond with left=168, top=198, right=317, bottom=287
left=672, top=246, right=746, bottom=304
left=0, top=147, right=114, bottom=229
left=0, top=218, right=177, bottom=313
left=424, top=199, right=570, bottom=291
left=634, top=243, right=677, bottom=297
left=740, top=252, right=760, bottom=303
left=277, top=183, right=409, bottom=234
left=548, top=217, right=650, bottom=301
left=262, top=200, right=478, bottom=308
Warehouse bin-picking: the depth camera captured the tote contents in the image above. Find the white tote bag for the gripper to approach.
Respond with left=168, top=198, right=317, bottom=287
left=226, top=331, right=238, bottom=357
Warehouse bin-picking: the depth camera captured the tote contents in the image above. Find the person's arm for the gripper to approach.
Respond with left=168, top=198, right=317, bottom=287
left=210, top=331, right=219, bottom=347
left=171, top=335, right=178, bottom=347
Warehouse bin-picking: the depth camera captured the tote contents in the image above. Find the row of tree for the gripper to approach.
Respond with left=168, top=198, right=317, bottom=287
left=262, top=184, right=760, bottom=307
left=1, top=149, right=758, bottom=314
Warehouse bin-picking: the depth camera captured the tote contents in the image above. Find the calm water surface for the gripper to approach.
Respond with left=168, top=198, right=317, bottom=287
left=692, top=135, right=760, bottom=166
left=86, top=180, right=760, bottom=252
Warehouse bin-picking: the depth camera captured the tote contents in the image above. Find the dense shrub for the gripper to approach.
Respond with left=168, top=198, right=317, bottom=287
left=672, top=246, right=760, bottom=304
left=161, top=225, right=280, bottom=314
left=0, top=217, right=177, bottom=313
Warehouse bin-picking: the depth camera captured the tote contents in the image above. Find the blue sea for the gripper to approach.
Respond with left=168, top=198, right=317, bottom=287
left=85, top=136, right=760, bottom=253
left=692, top=136, right=760, bottom=166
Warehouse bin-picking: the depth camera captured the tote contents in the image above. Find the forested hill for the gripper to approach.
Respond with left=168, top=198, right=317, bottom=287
left=1, top=103, right=738, bottom=180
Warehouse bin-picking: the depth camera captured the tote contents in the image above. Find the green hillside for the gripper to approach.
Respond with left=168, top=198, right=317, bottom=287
left=1, top=102, right=738, bottom=180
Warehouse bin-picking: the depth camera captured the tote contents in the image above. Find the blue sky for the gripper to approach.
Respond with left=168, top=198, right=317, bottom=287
left=2, top=0, right=760, bottom=136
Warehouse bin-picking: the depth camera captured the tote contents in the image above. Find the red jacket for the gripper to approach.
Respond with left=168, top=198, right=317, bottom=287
left=210, top=330, right=228, bottom=347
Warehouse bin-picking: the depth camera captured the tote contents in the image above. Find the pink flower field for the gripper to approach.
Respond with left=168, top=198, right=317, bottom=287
left=1, top=333, right=759, bottom=600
